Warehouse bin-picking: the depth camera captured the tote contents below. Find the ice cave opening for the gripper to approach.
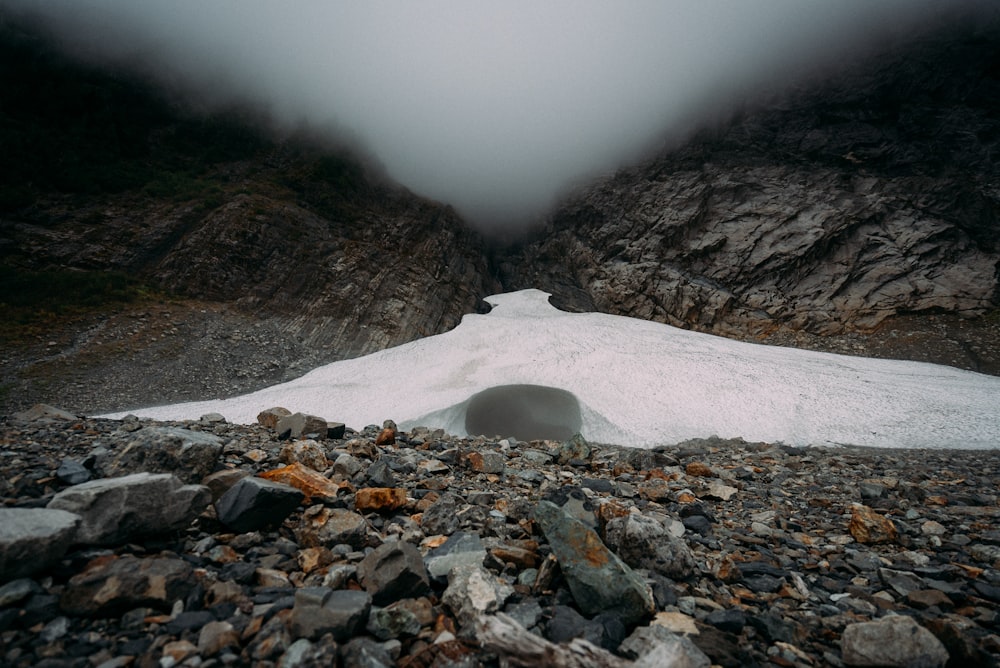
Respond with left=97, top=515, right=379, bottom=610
left=463, top=384, right=582, bottom=442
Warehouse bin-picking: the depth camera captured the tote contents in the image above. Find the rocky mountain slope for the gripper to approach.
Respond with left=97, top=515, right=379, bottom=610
left=499, top=19, right=1000, bottom=348
left=0, top=19, right=498, bottom=415
left=2, top=15, right=1000, bottom=418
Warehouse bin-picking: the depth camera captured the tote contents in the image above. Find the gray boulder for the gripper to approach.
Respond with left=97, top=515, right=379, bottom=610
left=620, top=625, right=711, bottom=668
left=442, top=563, right=514, bottom=635
left=103, top=426, right=222, bottom=483
left=533, top=500, right=654, bottom=627
left=420, top=492, right=465, bottom=535
left=0, top=508, right=81, bottom=582
left=357, top=540, right=430, bottom=606
left=276, top=412, right=329, bottom=440
left=423, top=531, right=487, bottom=583
left=841, top=615, right=949, bottom=667
left=214, top=476, right=304, bottom=533
left=603, top=513, right=696, bottom=579
left=47, top=472, right=210, bottom=545
left=288, top=587, right=372, bottom=642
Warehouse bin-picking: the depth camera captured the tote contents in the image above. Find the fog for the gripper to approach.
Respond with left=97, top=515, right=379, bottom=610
left=1, top=1, right=991, bottom=234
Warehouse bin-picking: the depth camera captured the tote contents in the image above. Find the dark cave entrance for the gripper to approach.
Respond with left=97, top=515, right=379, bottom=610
left=463, top=384, right=582, bottom=441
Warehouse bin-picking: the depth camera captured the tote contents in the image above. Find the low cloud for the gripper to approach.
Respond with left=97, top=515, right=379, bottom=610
left=1, top=1, right=993, bottom=234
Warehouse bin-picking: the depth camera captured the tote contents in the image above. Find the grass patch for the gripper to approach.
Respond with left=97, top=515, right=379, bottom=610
left=0, top=266, right=156, bottom=342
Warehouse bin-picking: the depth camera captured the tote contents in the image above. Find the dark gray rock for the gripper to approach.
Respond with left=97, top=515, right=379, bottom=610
left=103, top=427, right=223, bottom=483
left=0, top=578, right=43, bottom=607
left=705, top=608, right=747, bottom=634
left=357, top=541, right=430, bottom=606
left=603, top=512, right=696, bottom=579
left=60, top=556, right=195, bottom=616
left=339, top=636, right=394, bottom=668
left=366, top=459, right=397, bottom=487
left=366, top=606, right=421, bottom=640
left=214, top=476, right=304, bottom=533
left=289, top=587, right=372, bottom=642
left=546, top=604, right=604, bottom=646
left=533, top=500, right=654, bottom=626
left=55, top=459, right=90, bottom=485
left=749, top=613, right=798, bottom=644
left=841, top=614, right=949, bottom=667
left=556, top=433, right=591, bottom=465
left=420, top=492, right=465, bottom=536
left=0, top=508, right=80, bottom=582
left=48, top=472, right=210, bottom=545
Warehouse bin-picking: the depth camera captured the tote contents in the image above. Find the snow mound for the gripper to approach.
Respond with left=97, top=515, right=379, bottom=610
left=102, top=289, right=1000, bottom=449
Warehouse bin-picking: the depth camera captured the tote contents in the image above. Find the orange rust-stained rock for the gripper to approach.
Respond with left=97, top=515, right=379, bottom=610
left=637, top=478, right=672, bottom=501
left=296, top=546, right=333, bottom=574
left=848, top=504, right=898, bottom=544
left=595, top=499, right=631, bottom=534
left=490, top=544, right=539, bottom=569
left=259, top=462, right=350, bottom=503
left=375, top=427, right=396, bottom=446
left=355, top=487, right=408, bottom=513
left=685, top=461, right=716, bottom=477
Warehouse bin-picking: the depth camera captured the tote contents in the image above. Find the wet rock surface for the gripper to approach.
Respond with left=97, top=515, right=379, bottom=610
left=500, top=23, right=1000, bottom=371
left=1, top=408, right=998, bottom=667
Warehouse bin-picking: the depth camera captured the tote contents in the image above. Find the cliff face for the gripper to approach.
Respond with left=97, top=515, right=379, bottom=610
left=0, top=19, right=497, bottom=356
left=3, top=17, right=1000, bottom=416
left=499, top=23, right=1000, bottom=339
left=0, top=20, right=498, bottom=414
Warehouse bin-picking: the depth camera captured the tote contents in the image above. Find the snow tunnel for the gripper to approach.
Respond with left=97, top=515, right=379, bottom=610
left=463, top=384, right=582, bottom=441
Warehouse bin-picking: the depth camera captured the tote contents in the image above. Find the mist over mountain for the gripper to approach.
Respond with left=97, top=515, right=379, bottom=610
left=2, top=0, right=994, bottom=235
left=1, top=6, right=1000, bottom=417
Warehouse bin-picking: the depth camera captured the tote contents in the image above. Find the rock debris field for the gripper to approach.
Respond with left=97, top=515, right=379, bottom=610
left=1, top=403, right=999, bottom=667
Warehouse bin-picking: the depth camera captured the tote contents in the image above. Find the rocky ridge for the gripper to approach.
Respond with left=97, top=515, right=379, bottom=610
left=1, top=405, right=998, bottom=667
left=499, top=20, right=1000, bottom=339
left=5, top=16, right=1000, bottom=417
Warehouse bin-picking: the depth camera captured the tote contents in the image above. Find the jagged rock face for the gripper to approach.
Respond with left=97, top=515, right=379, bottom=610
left=0, top=18, right=498, bottom=364
left=501, top=25, right=1000, bottom=337
left=8, top=181, right=496, bottom=356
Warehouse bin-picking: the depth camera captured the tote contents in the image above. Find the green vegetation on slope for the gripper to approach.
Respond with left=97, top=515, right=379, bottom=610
left=0, top=265, right=154, bottom=341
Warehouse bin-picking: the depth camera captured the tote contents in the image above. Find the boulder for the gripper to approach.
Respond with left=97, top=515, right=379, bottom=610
left=424, top=531, right=487, bottom=583
left=0, top=508, right=80, bottom=582
left=849, top=504, right=898, bottom=544
left=357, top=541, right=430, bottom=606
left=47, top=472, right=210, bottom=545
left=533, top=500, right=655, bottom=627
left=841, top=615, right=949, bottom=667
left=257, top=406, right=292, bottom=429
left=60, top=556, right=195, bottom=616
left=103, top=427, right=223, bottom=484
left=259, top=462, right=348, bottom=503
left=278, top=439, right=329, bottom=471
left=297, top=506, right=369, bottom=549
left=603, top=513, right=696, bottom=579
left=276, top=412, right=329, bottom=440
left=214, top=476, right=304, bottom=533
left=442, top=563, right=514, bottom=635
left=289, top=587, right=372, bottom=642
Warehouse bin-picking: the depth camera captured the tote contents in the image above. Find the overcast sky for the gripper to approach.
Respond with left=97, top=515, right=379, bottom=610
left=2, top=1, right=991, bottom=233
